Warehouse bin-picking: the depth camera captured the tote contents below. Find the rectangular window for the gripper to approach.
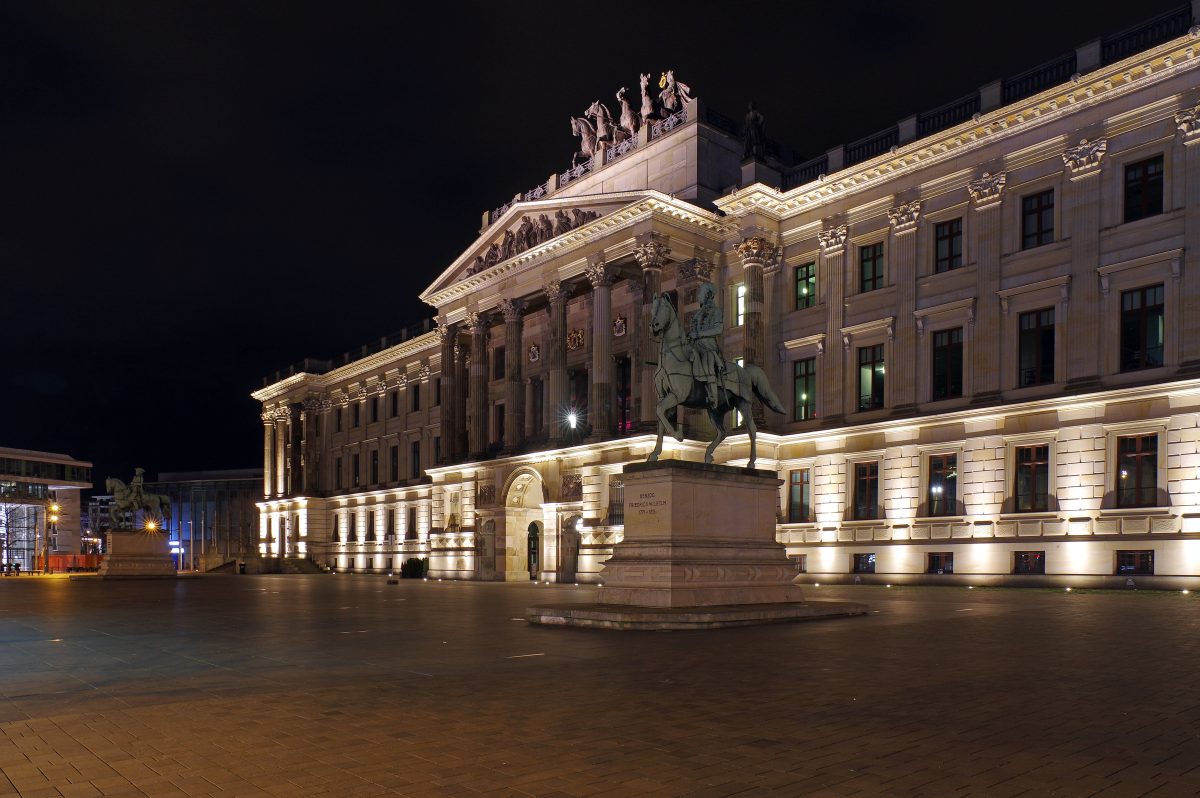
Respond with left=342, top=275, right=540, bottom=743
left=352, top=454, right=360, bottom=487
left=366, top=511, right=376, bottom=542
left=434, top=436, right=441, bottom=464
left=615, top=357, right=633, bottom=433
left=352, top=403, right=361, bottom=427
left=1116, top=550, right=1154, bottom=575
left=433, top=377, right=441, bottom=407
left=1124, top=154, right=1164, bottom=223
left=1120, top=285, right=1164, bottom=371
left=1021, top=189, right=1054, bottom=249
left=531, top=377, right=545, bottom=435
left=857, top=344, right=885, bottom=411
left=411, top=383, right=422, bottom=412
left=406, top=507, right=417, bottom=540
left=1018, top=308, right=1055, bottom=387
left=934, top=218, right=962, bottom=273
left=931, top=328, right=963, bottom=401
left=493, top=346, right=506, bottom=380
left=791, top=554, right=807, bottom=573
left=1116, top=434, right=1158, bottom=508
left=390, top=390, right=398, bottom=417
left=1014, top=445, right=1050, bottom=512
left=335, top=457, right=343, bottom=490
left=332, top=514, right=340, bottom=543
left=389, top=445, right=398, bottom=482
left=494, top=403, right=505, bottom=444
left=370, top=450, right=379, bottom=484
left=410, top=440, right=421, bottom=480
left=335, top=407, right=343, bottom=432
left=787, top=469, right=812, bottom=523
left=795, top=262, right=816, bottom=309
left=852, top=553, right=876, bottom=574
left=1013, top=551, right=1045, bottom=574
left=348, top=512, right=356, bottom=542
left=735, top=283, right=746, bottom=326
left=793, top=358, right=816, bottom=421
left=927, top=454, right=957, bottom=516
left=853, top=462, right=879, bottom=520
left=370, top=396, right=378, bottom=423
left=927, top=552, right=954, bottom=574
left=386, top=509, right=395, bottom=540
left=859, top=242, right=884, bottom=292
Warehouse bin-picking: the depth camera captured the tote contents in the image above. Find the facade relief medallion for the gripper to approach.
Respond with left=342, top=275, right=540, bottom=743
left=528, top=343, right=541, bottom=363
left=612, top=316, right=627, bottom=338
left=476, top=484, right=496, bottom=508
left=560, top=474, right=583, bottom=502
left=567, top=328, right=586, bottom=351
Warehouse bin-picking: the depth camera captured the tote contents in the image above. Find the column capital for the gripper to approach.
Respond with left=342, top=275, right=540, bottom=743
left=633, top=237, right=671, bottom=271
left=434, top=318, right=455, bottom=343
left=887, top=201, right=921, bottom=234
left=544, top=279, right=568, bottom=304
left=735, top=236, right=778, bottom=267
left=678, top=253, right=715, bottom=282
left=817, top=225, right=848, bottom=255
left=498, top=297, right=527, bottom=322
left=585, top=256, right=614, bottom=288
left=968, top=171, right=1006, bottom=208
left=1061, top=138, right=1106, bottom=179
left=465, top=310, right=490, bottom=335
left=1176, top=103, right=1200, bottom=145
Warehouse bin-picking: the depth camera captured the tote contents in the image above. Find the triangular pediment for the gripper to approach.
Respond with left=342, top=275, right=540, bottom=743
left=419, top=191, right=655, bottom=305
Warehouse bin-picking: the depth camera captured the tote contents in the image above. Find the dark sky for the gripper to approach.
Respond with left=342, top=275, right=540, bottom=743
left=1, top=0, right=1177, bottom=487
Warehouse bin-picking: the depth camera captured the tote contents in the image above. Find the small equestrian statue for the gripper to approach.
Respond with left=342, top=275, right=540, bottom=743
left=647, top=284, right=785, bottom=468
left=105, top=467, right=171, bottom=529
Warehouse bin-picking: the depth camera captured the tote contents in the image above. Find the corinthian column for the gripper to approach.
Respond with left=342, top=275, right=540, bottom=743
left=435, top=320, right=456, bottom=465
left=261, top=414, right=274, bottom=499
left=274, top=415, right=287, bottom=497
left=466, top=311, right=490, bottom=460
left=968, top=173, right=1006, bottom=396
left=499, top=298, right=526, bottom=454
left=586, top=255, right=614, bottom=440
left=736, top=236, right=777, bottom=427
left=545, top=280, right=569, bottom=445
left=634, top=234, right=670, bottom=429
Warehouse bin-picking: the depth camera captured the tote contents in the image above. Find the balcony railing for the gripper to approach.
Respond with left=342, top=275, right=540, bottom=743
left=559, top=157, right=593, bottom=187
left=845, top=126, right=898, bottom=166
left=783, top=153, right=829, bottom=190
left=1002, top=52, right=1077, bottom=105
left=1102, top=4, right=1192, bottom=66
left=917, top=92, right=981, bottom=137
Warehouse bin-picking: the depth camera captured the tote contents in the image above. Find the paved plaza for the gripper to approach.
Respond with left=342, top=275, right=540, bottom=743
left=0, top=576, right=1198, bottom=797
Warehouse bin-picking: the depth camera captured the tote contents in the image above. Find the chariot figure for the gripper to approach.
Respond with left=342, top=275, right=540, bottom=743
left=658, top=70, right=693, bottom=115
left=688, top=283, right=725, bottom=409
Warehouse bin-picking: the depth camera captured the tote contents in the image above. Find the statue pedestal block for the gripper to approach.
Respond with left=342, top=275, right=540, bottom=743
left=528, top=460, right=866, bottom=629
left=99, top=530, right=178, bottom=579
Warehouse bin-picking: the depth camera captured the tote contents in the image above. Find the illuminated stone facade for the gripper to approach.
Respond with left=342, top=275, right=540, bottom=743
left=256, top=17, right=1200, bottom=587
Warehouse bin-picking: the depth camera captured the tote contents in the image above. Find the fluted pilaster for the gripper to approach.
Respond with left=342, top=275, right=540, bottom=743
left=499, top=298, right=526, bottom=453
left=545, top=280, right=569, bottom=444
left=586, top=255, right=614, bottom=439
left=466, top=311, right=490, bottom=459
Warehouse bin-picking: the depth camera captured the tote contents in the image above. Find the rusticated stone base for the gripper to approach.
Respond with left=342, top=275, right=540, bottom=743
left=99, top=530, right=178, bottom=579
left=527, top=600, right=867, bottom=630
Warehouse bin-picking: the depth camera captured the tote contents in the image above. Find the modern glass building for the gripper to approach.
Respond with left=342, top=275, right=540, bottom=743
left=0, top=447, right=92, bottom=571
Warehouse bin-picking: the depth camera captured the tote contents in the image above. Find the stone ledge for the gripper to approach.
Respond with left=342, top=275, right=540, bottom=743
left=526, top=599, right=868, bottom=630
left=624, top=459, right=776, bottom=480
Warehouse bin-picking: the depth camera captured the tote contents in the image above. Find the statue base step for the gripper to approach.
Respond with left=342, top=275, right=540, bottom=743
left=99, top=530, right=178, bottom=579
left=527, top=600, right=866, bottom=630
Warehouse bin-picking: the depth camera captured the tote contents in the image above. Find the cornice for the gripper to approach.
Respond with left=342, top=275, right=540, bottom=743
left=254, top=332, right=440, bottom=402
left=715, top=30, right=1200, bottom=222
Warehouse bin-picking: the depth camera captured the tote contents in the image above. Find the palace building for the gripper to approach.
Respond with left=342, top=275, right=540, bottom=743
left=255, top=5, right=1200, bottom=588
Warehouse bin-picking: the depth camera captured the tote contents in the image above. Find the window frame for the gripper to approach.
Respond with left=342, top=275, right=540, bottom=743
left=1119, top=284, right=1165, bottom=373
left=851, top=552, right=876, bottom=574
left=926, top=552, right=954, bottom=574
left=933, top=217, right=963, bottom=273
left=1017, top=307, right=1056, bottom=388
left=786, top=468, right=813, bottom=524
left=1020, top=188, right=1055, bottom=250
left=856, top=344, right=886, bottom=412
left=858, top=241, right=885, bottom=293
left=794, top=261, right=817, bottom=310
left=1003, top=434, right=1057, bottom=516
left=1115, top=550, right=1154, bottom=576
left=1115, top=433, right=1159, bottom=509
left=1103, top=421, right=1168, bottom=511
left=1013, top=443, right=1052, bottom=513
left=1012, top=550, right=1046, bottom=575
left=930, top=327, right=964, bottom=401
left=851, top=460, right=881, bottom=521
left=925, top=453, right=959, bottom=517
left=1122, top=153, right=1165, bottom=224
left=793, top=357, right=817, bottom=422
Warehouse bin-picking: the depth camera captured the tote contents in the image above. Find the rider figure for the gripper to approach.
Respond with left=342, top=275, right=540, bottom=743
left=688, top=282, right=726, bottom=409
left=128, top=467, right=146, bottom=510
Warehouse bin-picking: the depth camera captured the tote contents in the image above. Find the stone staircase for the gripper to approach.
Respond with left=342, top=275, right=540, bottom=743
left=280, top=557, right=327, bottom=575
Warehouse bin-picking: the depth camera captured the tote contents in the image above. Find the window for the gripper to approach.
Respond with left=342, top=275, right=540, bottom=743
left=410, top=440, right=421, bottom=480
left=352, top=403, right=361, bottom=427
left=494, top=403, right=506, bottom=444
left=787, top=469, right=812, bottom=523
left=386, top=509, right=395, bottom=540
left=406, top=507, right=417, bottom=541
left=493, top=346, right=506, bottom=380
left=1124, top=155, right=1163, bottom=223
left=852, top=553, right=876, bottom=573
left=389, top=445, right=398, bottom=482
left=934, top=218, right=962, bottom=273
left=390, top=390, right=398, bottom=417
left=1116, top=434, right=1158, bottom=508
left=530, top=377, right=545, bottom=435
left=927, top=454, right=957, bottom=516
left=852, top=462, right=879, bottom=520
left=370, top=396, right=378, bottom=423
left=335, top=407, right=343, bottom=432
left=352, top=454, right=360, bottom=487
left=793, top=358, right=816, bottom=421
left=1116, top=550, right=1154, bottom=575
left=734, top=283, right=746, bottom=326
left=434, top=436, right=441, bottom=464
left=411, top=383, right=422, bottom=412
left=1018, top=308, right=1055, bottom=387
left=1120, top=285, right=1164, bottom=371
left=348, top=512, right=356, bottom=542
left=790, top=554, right=807, bottom=573
left=1013, top=551, right=1045, bottom=574
left=795, top=262, right=816, bottom=309
left=1021, top=189, right=1054, bottom=249
left=857, top=345, right=885, bottom=411
left=859, top=242, right=884, bottom=292
left=335, top=457, right=343, bottom=489
left=927, top=552, right=954, bottom=574
left=931, top=328, right=963, bottom=401
left=366, top=512, right=376, bottom=542
left=370, top=450, right=379, bottom=484
left=1014, top=445, right=1050, bottom=512
left=332, top=515, right=340, bottom=543
left=433, top=378, right=441, bottom=407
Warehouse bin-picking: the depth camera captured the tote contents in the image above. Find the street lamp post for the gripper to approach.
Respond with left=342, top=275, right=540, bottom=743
left=45, top=500, right=60, bottom=575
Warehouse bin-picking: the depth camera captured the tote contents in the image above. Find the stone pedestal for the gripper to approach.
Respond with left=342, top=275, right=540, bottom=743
left=98, top=530, right=178, bottom=579
left=529, top=460, right=866, bottom=629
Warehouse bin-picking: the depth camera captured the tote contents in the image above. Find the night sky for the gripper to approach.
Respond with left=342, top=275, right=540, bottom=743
left=2, top=0, right=1176, bottom=488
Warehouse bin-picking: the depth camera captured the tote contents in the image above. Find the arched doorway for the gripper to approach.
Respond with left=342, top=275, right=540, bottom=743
left=502, top=468, right=545, bottom=582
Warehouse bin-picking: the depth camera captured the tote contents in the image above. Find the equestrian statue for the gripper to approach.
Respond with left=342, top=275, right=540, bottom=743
left=105, top=467, right=171, bottom=529
left=646, top=284, right=785, bottom=468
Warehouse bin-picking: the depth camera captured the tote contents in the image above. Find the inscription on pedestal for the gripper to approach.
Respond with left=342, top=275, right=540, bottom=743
left=629, top=491, right=668, bottom=517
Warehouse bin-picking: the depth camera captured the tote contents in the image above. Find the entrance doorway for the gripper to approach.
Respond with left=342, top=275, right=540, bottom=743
left=527, top=522, right=540, bottom=581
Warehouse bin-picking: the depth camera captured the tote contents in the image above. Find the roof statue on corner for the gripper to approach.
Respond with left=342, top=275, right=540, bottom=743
left=743, top=101, right=766, bottom=161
